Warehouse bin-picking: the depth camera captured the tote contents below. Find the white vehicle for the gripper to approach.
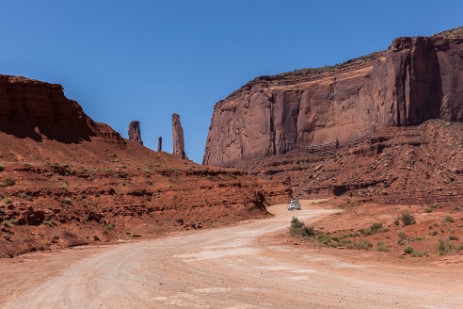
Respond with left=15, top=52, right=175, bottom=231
left=287, top=200, right=301, bottom=211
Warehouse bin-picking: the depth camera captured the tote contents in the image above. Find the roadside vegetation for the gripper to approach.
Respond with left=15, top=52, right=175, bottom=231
left=289, top=202, right=463, bottom=260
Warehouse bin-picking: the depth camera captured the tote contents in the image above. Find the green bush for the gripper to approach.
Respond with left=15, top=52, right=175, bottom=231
left=401, top=212, right=416, bottom=225
left=289, top=217, right=315, bottom=238
left=443, top=215, right=455, bottom=223
left=437, top=239, right=454, bottom=255
left=370, top=222, right=383, bottom=231
left=403, top=246, right=414, bottom=254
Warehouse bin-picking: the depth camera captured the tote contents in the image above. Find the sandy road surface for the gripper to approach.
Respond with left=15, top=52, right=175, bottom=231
left=1, top=200, right=463, bottom=308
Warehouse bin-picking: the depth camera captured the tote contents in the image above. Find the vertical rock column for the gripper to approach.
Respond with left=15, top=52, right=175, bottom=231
left=128, top=121, right=143, bottom=145
left=172, top=113, right=187, bottom=159
left=157, top=136, right=163, bottom=152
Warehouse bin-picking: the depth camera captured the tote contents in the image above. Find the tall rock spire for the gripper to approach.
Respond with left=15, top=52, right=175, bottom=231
left=157, top=136, right=162, bottom=152
left=172, top=113, right=186, bottom=159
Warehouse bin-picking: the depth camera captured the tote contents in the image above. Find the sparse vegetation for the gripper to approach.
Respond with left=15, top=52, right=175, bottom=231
left=289, top=217, right=315, bottom=237
left=437, top=239, right=454, bottom=255
left=43, top=220, right=57, bottom=227
left=3, top=197, right=12, bottom=205
left=0, top=165, right=4, bottom=172
left=397, top=230, right=408, bottom=245
left=359, top=222, right=389, bottom=236
left=443, top=215, right=455, bottom=223
left=375, top=242, right=389, bottom=252
left=18, top=193, right=33, bottom=201
left=1, top=220, right=13, bottom=227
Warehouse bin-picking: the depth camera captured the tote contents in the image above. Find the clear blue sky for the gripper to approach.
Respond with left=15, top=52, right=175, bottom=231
left=1, top=1, right=462, bottom=163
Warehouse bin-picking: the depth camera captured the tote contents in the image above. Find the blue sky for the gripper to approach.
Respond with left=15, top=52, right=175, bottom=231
left=1, top=1, right=462, bottom=163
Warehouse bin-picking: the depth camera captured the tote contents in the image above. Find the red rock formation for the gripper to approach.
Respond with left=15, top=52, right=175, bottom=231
left=203, top=32, right=463, bottom=166
left=157, top=136, right=162, bottom=152
left=0, top=75, right=124, bottom=144
left=0, top=74, right=290, bottom=257
left=172, top=113, right=187, bottom=159
left=128, top=121, right=143, bottom=145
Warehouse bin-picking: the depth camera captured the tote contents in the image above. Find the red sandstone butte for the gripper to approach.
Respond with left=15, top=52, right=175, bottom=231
left=203, top=28, right=463, bottom=166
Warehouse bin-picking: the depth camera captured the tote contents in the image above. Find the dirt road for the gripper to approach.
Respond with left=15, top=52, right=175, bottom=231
left=1, top=200, right=462, bottom=308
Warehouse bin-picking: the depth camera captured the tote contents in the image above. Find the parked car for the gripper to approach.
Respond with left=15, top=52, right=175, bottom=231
left=287, top=200, right=301, bottom=211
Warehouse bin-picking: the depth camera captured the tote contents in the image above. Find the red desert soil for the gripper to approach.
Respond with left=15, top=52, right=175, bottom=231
left=0, top=200, right=462, bottom=309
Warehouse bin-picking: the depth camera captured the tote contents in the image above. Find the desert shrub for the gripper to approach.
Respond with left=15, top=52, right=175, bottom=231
left=403, top=246, right=414, bottom=254
left=3, top=198, right=12, bottom=205
left=4, top=178, right=15, bottom=187
left=411, top=250, right=429, bottom=257
left=43, top=220, right=57, bottom=227
left=397, top=230, right=408, bottom=245
left=289, top=217, right=315, bottom=238
left=290, top=217, right=304, bottom=229
left=448, top=235, right=459, bottom=241
left=105, top=224, right=115, bottom=232
left=302, top=225, right=315, bottom=237
left=376, top=242, right=389, bottom=252
left=353, top=240, right=373, bottom=250
left=18, top=193, right=32, bottom=201
left=0, top=165, right=4, bottom=172
left=437, top=239, right=454, bottom=255
left=393, top=216, right=400, bottom=226
left=429, top=230, right=439, bottom=236
left=62, top=198, right=72, bottom=206
left=424, top=207, right=433, bottom=213
left=401, top=212, right=416, bottom=225
left=1, top=219, right=13, bottom=227
left=443, top=215, right=455, bottom=223
left=370, top=222, right=383, bottom=231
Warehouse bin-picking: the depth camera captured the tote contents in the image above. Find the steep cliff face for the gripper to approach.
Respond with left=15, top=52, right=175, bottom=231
left=204, top=34, right=463, bottom=166
left=0, top=75, right=124, bottom=144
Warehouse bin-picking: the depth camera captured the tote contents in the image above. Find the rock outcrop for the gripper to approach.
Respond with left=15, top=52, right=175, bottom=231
left=172, top=113, right=187, bottom=159
left=157, top=136, right=162, bottom=152
left=203, top=30, right=463, bottom=166
left=128, top=121, right=143, bottom=145
left=0, top=75, right=124, bottom=144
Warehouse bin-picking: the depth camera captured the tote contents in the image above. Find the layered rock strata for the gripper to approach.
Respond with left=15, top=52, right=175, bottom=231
left=204, top=32, right=463, bottom=166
